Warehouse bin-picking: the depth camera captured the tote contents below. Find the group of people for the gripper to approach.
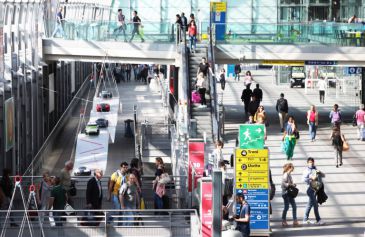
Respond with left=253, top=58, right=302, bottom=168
left=175, top=12, right=198, bottom=53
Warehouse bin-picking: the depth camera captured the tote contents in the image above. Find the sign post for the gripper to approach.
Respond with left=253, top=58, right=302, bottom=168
left=235, top=124, right=270, bottom=236
left=201, top=179, right=213, bottom=237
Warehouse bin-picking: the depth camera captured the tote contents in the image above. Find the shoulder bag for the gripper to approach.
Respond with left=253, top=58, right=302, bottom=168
left=286, top=186, right=299, bottom=198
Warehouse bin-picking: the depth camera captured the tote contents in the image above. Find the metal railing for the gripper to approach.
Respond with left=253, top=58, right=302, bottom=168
left=0, top=209, right=198, bottom=237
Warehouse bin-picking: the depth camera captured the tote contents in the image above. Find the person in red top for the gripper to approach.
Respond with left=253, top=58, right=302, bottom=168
left=188, top=20, right=197, bottom=53
left=307, top=105, right=319, bottom=142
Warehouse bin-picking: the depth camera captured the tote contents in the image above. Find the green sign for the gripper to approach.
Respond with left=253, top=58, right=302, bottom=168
left=239, top=124, right=265, bottom=149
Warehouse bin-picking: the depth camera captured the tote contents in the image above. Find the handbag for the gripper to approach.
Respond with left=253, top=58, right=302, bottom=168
left=293, top=130, right=300, bottom=140
left=286, top=186, right=299, bottom=198
left=342, top=141, right=349, bottom=151
left=69, top=180, right=77, bottom=197
left=64, top=203, right=75, bottom=216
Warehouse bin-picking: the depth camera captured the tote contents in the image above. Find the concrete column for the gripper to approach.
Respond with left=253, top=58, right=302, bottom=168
left=212, top=170, right=222, bottom=237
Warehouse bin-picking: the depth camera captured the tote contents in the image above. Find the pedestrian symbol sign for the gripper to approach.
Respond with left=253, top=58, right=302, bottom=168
left=239, top=124, right=265, bottom=149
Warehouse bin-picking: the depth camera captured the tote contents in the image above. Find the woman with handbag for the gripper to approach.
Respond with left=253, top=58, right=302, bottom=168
left=330, top=126, right=346, bottom=168
left=281, top=163, right=299, bottom=227
left=282, top=116, right=298, bottom=160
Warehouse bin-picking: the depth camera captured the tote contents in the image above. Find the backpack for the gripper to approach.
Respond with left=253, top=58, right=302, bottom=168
left=332, top=111, right=341, bottom=123
left=110, top=170, right=127, bottom=193
left=123, top=185, right=135, bottom=202
left=278, top=99, right=288, bottom=112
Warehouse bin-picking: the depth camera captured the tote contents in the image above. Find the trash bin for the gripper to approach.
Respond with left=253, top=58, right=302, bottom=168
left=124, top=119, right=134, bottom=138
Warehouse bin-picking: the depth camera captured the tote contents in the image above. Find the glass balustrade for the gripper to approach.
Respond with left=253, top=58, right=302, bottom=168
left=45, top=20, right=176, bottom=43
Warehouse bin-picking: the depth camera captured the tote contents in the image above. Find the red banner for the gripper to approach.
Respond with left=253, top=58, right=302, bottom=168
left=201, top=181, right=213, bottom=237
left=188, top=141, right=205, bottom=192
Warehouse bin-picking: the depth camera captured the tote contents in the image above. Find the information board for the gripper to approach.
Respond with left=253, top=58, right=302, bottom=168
left=210, top=2, right=226, bottom=41
left=188, top=141, right=205, bottom=192
left=235, top=149, right=270, bottom=232
left=239, top=124, right=265, bottom=149
left=201, top=181, right=213, bottom=237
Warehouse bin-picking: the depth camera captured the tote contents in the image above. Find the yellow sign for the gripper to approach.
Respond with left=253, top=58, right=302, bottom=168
left=210, top=2, right=227, bottom=12
left=261, top=60, right=304, bottom=66
left=237, top=176, right=268, bottom=183
left=236, top=163, right=268, bottom=171
left=236, top=149, right=268, bottom=158
left=236, top=183, right=269, bottom=189
left=236, top=171, right=268, bottom=177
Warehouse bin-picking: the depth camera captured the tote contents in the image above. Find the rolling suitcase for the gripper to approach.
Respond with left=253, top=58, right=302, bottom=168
left=191, top=90, right=201, bottom=104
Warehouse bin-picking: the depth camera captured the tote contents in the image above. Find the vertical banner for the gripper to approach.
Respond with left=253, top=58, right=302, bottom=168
left=235, top=123, right=270, bottom=235
left=200, top=180, right=213, bottom=237
left=4, top=98, right=15, bottom=151
left=210, top=2, right=226, bottom=41
left=188, top=141, right=205, bottom=192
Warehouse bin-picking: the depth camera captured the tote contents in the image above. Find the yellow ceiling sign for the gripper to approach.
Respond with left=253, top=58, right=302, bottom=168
left=261, top=60, right=304, bottom=66
left=210, top=2, right=227, bottom=12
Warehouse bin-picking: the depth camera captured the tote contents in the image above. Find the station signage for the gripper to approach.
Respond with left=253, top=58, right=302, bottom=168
left=235, top=148, right=270, bottom=231
left=347, top=67, right=362, bottom=75
left=261, top=60, right=304, bottom=66
left=238, top=124, right=265, bottom=149
left=201, top=181, right=213, bottom=237
left=305, top=61, right=337, bottom=66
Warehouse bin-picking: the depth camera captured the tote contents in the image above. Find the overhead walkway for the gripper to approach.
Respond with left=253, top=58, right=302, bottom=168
left=219, top=70, right=365, bottom=236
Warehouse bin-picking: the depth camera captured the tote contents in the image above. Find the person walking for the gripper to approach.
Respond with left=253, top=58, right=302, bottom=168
left=234, top=64, right=241, bottom=81
left=48, top=177, right=67, bottom=227
left=248, top=95, right=260, bottom=117
left=119, top=174, right=139, bottom=226
left=241, top=85, right=252, bottom=116
left=196, top=72, right=207, bottom=108
left=113, top=9, right=127, bottom=42
left=355, top=104, right=365, bottom=140
left=318, top=77, right=326, bottom=104
left=86, top=169, right=103, bottom=226
left=37, top=171, right=53, bottom=222
left=125, top=64, right=132, bottom=82
left=281, top=163, right=299, bottom=227
left=188, top=20, right=197, bottom=53
left=153, top=157, right=166, bottom=210
left=276, top=93, right=289, bottom=132
left=219, top=68, right=226, bottom=90
left=253, top=84, right=263, bottom=102
left=197, top=57, right=210, bottom=78
left=60, top=161, right=74, bottom=206
left=302, top=157, right=325, bottom=225
left=282, top=116, right=298, bottom=160
left=129, top=11, right=145, bottom=43
left=307, top=105, right=319, bottom=142
left=51, top=7, right=65, bottom=38
left=330, top=126, right=345, bottom=168
left=254, top=105, right=266, bottom=124
left=329, top=104, right=342, bottom=127
left=235, top=193, right=251, bottom=237
left=181, top=12, right=188, bottom=31
left=244, top=71, right=253, bottom=87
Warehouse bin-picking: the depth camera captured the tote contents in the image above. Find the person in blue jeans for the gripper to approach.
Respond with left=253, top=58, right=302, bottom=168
left=307, top=105, right=318, bottom=142
left=302, top=157, right=325, bottom=225
left=235, top=193, right=250, bottom=237
left=281, top=163, right=299, bottom=227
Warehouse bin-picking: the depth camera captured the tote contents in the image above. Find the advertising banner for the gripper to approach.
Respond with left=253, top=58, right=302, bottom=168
left=210, top=2, right=226, bottom=41
left=200, top=181, right=213, bottom=237
left=4, top=98, right=15, bottom=151
left=188, top=141, right=205, bottom=192
left=235, top=148, right=270, bottom=232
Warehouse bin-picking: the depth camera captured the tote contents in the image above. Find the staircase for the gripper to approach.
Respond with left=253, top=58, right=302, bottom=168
left=188, top=47, right=214, bottom=145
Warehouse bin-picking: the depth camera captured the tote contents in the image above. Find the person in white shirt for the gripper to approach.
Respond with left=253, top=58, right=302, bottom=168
left=317, top=77, right=326, bottom=104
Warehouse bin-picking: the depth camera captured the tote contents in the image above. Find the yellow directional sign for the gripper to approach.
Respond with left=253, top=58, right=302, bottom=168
left=236, top=163, right=268, bottom=171
left=237, top=176, right=269, bottom=183
left=236, top=183, right=269, bottom=189
left=236, top=149, right=268, bottom=158
left=261, top=60, right=304, bottom=66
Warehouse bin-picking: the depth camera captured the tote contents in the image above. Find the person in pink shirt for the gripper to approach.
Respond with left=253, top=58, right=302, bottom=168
left=355, top=104, right=365, bottom=140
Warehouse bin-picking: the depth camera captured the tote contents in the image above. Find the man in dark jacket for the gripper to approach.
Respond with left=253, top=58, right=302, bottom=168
left=276, top=93, right=289, bottom=132
left=241, top=85, right=252, bottom=115
left=248, top=95, right=260, bottom=117
left=253, top=84, right=263, bottom=102
left=86, top=169, right=103, bottom=226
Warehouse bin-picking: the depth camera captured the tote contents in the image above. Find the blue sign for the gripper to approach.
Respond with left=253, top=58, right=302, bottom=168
left=210, top=2, right=226, bottom=41
left=305, top=61, right=337, bottom=66
left=236, top=189, right=269, bottom=229
left=347, top=67, right=362, bottom=75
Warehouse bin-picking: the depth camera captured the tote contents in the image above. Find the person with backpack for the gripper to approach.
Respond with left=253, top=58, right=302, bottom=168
left=355, top=104, right=365, bottom=141
left=281, top=163, right=299, bottom=227
left=108, top=162, right=129, bottom=224
left=307, top=105, right=319, bottom=142
left=329, top=104, right=342, bottom=127
left=276, top=93, right=289, bottom=132
left=129, top=11, right=145, bottom=43
left=234, top=64, right=241, bottom=81
left=119, top=174, right=139, bottom=226
left=330, top=126, right=346, bottom=168
left=302, top=157, right=325, bottom=225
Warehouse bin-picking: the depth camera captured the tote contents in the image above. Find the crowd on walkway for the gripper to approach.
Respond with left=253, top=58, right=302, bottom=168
left=0, top=156, right=172, bottom=227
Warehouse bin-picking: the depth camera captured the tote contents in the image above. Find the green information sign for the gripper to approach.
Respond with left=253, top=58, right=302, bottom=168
left=239, top=124, right=265, bottom=149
